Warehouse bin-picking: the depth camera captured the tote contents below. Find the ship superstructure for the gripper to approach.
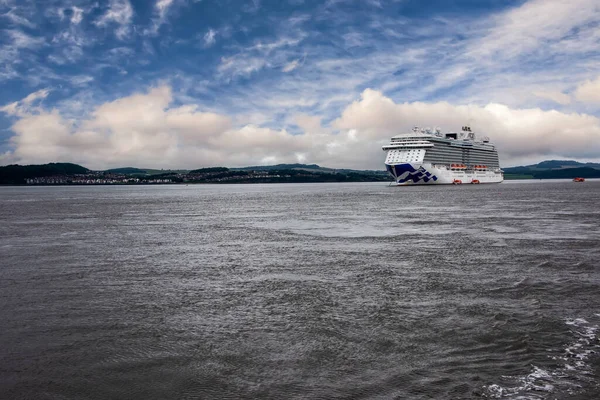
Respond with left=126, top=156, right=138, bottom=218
left=382, top=126, right=503, bottom=185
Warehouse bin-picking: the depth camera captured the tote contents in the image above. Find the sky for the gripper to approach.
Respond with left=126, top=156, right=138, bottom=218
left=0, top=0, right=599, bottom=170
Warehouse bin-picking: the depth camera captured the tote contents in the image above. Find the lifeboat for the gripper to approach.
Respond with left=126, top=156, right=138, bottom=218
left=471, top=179, right=480, bottom=184
left=453, top=179, right=462, bottom=185
left=573, top=177, right=585, bottom=182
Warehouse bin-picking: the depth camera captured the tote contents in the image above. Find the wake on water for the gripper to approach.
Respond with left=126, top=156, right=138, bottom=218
left=483, top=317, right=600, bottom=399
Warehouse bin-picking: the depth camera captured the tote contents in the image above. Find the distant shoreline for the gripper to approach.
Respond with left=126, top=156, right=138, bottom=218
left=2, top=160, right=600, bottom=185
left=2, top=178, right=598, bottom=188
left=0, top=163, right=390, bottom=185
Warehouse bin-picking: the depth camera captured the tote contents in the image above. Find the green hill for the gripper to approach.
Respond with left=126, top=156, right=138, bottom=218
left=533, top=167, right=600, bottom=179
left=234, top=163, right=388, bottom=176
left=189, top=167, right=229, bottom=174
left=0, top=163, right=89, bottom=184
left=235, top=163, right=322, bottom=171
left=105, top=167, right=148, bottom=175
left=504, top=160, right=600, bottom=179
left=5, top=160, right=597, bottom=185
left=104, top=167, right=190, bottom=175
left=533, top=160, right=583, bottom=169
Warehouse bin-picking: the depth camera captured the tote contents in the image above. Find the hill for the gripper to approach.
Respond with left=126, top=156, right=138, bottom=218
left=4, top=160, right=598, bottom=185
left=532, top=167, right=600, bottom=179
left=234, top=163, right=389, bottom=176
left=189, top=167, right=229, bottom=174
left=105, top=167, right=190, bottom=175
left=0, top=163, right=89, bottom=184
left=234, top=163, right=323, bottom=171
left=104, top=167, right=148, bottom=175
left=0, top=162, right=390, bottom=185
left=504, top=160, right=600, bottom=179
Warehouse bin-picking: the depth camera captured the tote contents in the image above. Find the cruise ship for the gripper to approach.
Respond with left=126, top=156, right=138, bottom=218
left=383, top=126, right=503, bottom=185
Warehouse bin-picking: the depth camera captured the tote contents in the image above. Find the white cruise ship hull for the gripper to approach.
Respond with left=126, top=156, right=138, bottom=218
left=386, top=163, right=504, bottom=185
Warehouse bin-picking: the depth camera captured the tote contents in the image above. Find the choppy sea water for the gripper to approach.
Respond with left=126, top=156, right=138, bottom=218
left=1, top=181, right=599, bottom=399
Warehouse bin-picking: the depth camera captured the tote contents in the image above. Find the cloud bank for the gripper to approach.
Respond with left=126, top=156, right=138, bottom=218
left=2, top=86, right=600, bottom=169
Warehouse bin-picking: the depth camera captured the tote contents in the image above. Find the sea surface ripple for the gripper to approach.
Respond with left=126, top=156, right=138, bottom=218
left=1, top=181, right=599, bottom=399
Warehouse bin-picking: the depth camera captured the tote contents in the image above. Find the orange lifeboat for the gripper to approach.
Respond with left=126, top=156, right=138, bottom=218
left=471, top=179, right=480, bottom=184
left=453, top=179, right=462, bottom=185
left=573, top=177, right=585, bottom=182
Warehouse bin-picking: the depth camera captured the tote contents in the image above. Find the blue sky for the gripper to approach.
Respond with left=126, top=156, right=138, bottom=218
left=1, top=0, right=600, bottom=169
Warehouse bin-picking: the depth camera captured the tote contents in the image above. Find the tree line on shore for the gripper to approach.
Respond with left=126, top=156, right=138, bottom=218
left=0, top=163, right=390, bottom=185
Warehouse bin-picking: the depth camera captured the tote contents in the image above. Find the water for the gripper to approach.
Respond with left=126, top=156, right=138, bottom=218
left=1, top=181, right=599, bottom=399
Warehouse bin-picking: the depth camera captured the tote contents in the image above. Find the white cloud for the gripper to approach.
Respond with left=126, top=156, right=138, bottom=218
left=156, top=0, right=174, bottom=19
left=468, top=0, right=600, bottom=62
left=575, top=76, right=600, bottom=104
left=96, top=0, right=134, bottom=40
left=22, top=88, right=50, bottom=104
left=96, top=0, right=133, bottom=26
left=108, top=46, right=135, bottom=57
left=0, top=86, right=256, bottom=168
left=2, top=10, right=36, bottom=28
left=294, top=114, right=325, bottom=134
left=47, top=11, right=96, bottom=66
left=1, top=88, right=50, bottom=116
left=0, top=101, right=19, bottom=116
left=332, top=89, right=600, bottom=165
left=218, top=56, right=267, bottom=78
left=70, top=6, right=84, bottom=25
left=282, top=59, right=300, bottom=72
left=2, top=87, right=600, bottom=169
left=533, top=90, right=571, bottom=105
left=6, top=29, right=45, bottom=49
left=204, top=29, right=216, bottom=47
left=0, top=86, right=314, bottom=168
left=144, top=0, right=181, bottom=36
left=70, top=75, right=94, bottom=86
left=215, top=34, right=306, bottom=79
left=0, top=151, right=18, bottom=165
left=243, top=0, right=261, bottom=13
left=248, top=36, right=304, bottom=53
left=57, top=6, right=86, bottom=25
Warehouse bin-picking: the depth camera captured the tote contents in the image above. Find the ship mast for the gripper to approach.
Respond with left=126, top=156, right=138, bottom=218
left=461, top=125, right=475, bottom=140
